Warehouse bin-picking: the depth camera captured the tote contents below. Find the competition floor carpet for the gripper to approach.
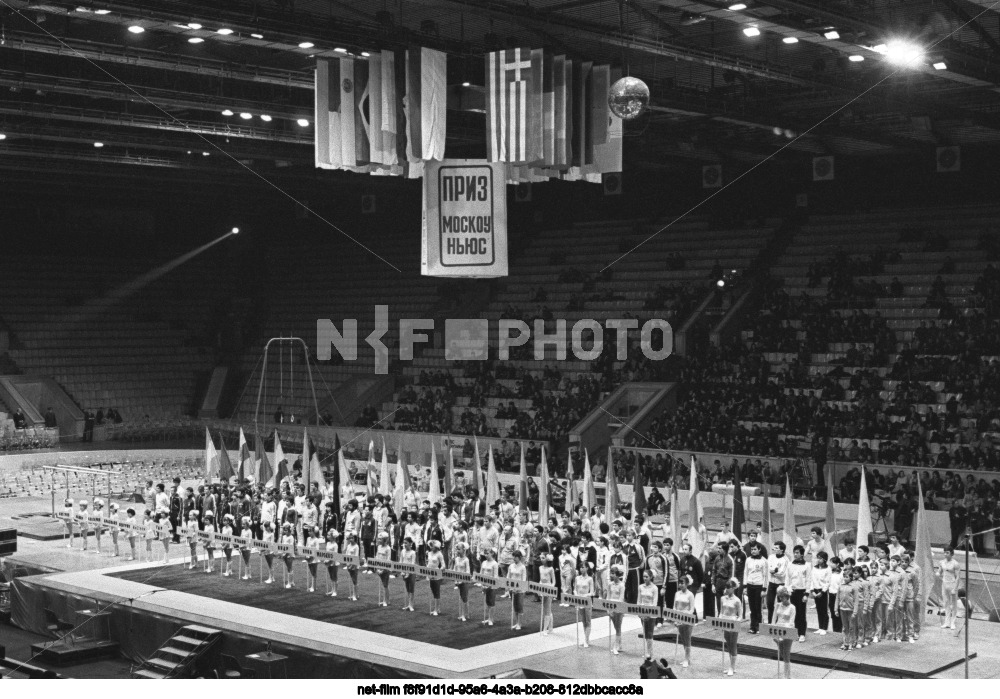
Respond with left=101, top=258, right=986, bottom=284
left=111, top=561, right=579, bottom=650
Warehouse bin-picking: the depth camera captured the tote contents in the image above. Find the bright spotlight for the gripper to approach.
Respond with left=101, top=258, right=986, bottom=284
left=933, top=61, right=947, bottom=70
left=743, top=26, right=761, bottom=37
left=231, top=227, right=240, bottom=235
left=0, top=134, right=6, bottom=140
left=250, top=33, right=264, bottom=39
left=823, top=30, right=840, bottom=40
left=239, top=112, right=252, bottom=120
left=716, top=279, right=726, bottom=288
left=297, top=118, right=310, bottom=127
left=884, top=40, right=924, bottom=67
left=728, top=3, right=747, bottom=10
left=202, top=151, right=210, bottom=156
left=260, top=114, right=272, bottom=122
left=462, top=81, right=471, bottom=87
left=187, top=22, right=202, bottom=30
left=782, top=36, right=799, bottom=44
left=188, top=37, right=204, bottom=44
left=217, top=28, right=234, bottom=35
left=334, top=47, right=348, bottom=53
left=94, top=9, right=111, bottom=14
left=361, top=51, right=371, bottom=57
left=221, top=109, right=234, bottom=116
left=127, top=25, right=144, bottom=34
left=94, top=141, right=104, bottom=148
left=772, top=126, right=783, bottom=136
left=298, top=41, right=314, bottom=49
left=849, top=55, right=865, bottom=62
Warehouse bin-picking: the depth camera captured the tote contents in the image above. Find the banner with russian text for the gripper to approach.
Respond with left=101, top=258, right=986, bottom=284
left=421, top=159, right=508, bottom=278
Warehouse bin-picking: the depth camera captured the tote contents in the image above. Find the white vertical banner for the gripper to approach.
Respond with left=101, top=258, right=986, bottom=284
left=421, top=159, right=508, bottom=278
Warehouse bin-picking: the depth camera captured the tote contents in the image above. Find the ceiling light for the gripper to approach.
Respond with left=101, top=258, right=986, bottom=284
left=187, top=150, right=192, bottom=154
left=250, top=33, right=264, bottom=39
left=361, top=51, right=371, bottom=57
left=297, top=118, right=310, bottom=127
left=883, top=40, right=924, bottom=67
left=221, top=109, right=234, bottom=116
left=462, top=81, right=471, bottom=87
left=187, top=22, right=202, bottom=30
left=231, top=228, right=240, bottom=235
left=188, top=37, right=204, bottom=44
left=260, top=114, right=272, bottom=122
left=94, top=9, right=111, bottom=14
left=217, top=28, right=234, bottom=35
left=871, top=44, right=887, bottom=53
left=298, top=41, right=314, bottom=49
left=782, top=36, right=799, bottom=44
left=239, top=112, right=252, bottom=119
left=727, top=3, right=747, bottom=10
left=933, top=61, right=947, bottom=70
left=823, top=30, right=840, bottom=40
left=76, top=6, right=91, bottom=12
left=849, top=54, right=865, bottom=62
left=127, top=25, right=144, bottom=34
left=202, top=151, right=210, bottom=156
left=94, top=141, right=104, bottom=148
left=0, top=134, right=6, bottom=140
left=334, top=47, right=348, bottom=53
left=743, top=26, right=761, bottom=37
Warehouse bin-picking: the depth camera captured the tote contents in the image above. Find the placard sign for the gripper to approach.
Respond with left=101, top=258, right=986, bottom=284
left=422, top=159, right=508, bottom=278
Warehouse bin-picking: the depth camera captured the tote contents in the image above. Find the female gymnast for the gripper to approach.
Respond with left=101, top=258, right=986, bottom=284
left=508, top=550, right=528, bottom=630
left=673, top=575, right=696, bottom=668
left=574, top=562, right=596, bottom=647
left=400, top=537, right=416, bottom=610
left=607, top=566, right=626, bottom=655
left=539, top=554, right=555, bottom=634
left=937, top=546, right=961, bottom=629
left=453, top=541, right=472, bottom=621
left=480, top=549, right=500, bottom=626
left=426, top=540, right=446, bottom=616
left=325, top=528, right=340, bottom=597
left=718, top=579, right=742, bottom=675
left=772, top=585, right=796, bottom=679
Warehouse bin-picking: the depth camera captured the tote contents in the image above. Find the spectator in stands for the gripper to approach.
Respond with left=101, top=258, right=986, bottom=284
left=44, top=407, right=58, bottom=428
left=274, top=405, right=284, bottom=424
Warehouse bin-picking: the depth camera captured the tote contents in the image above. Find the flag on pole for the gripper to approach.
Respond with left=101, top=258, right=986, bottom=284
left=670, top=476, right=681, bottom=548
left=518, top=442, right=529, bottom=513
left=486, top=445, right=501, bottom=506
left=255, top=432, right=273, bottom=486
left=914, top=478, right=936, bottom=619
left=582, top=448, right=595, bottom=515
left=732, top=459, right=746, bottom=542
left=444, top=441, right=455, bottom=497
left=538, top=445, right=550, bottom=524
left=338, top=441, right=353, bottom=506
left=428, top=441, right=441, bottom=504
left=605, top=455, right=620, bottom=522
left=782, top=474, right=798, bottom=552
left=541, top=51, right=555, bottom=166
left=472, top=437, right=484, bottom=496
left=554, top=55, right=570, bottom=167
left=632, top=457, right=646, bottom=520
left=367, top=440, right=377, bottom=496
left=856, top=466, right=873, bottom=548
left=405, top=47, right=447, bottom=163
left=217, top=432, right=234, bottom=483
left=760, top=488, right=772, bottom=551
left=332, top=433, right=342, bottom=524
left=393, top=444, right=412, bottom=514
left=687, top=456, right=704, bottom=558
left=238, top=427, right=252, bottom=484
left=823, top=465, right=838, bottom=556
left=379, top=438, right=392, bottom=497
left=301, top=428, right=311, bottom=495
left=566, top=456, right=579, bottom=515
left=273, top=431, right=286, bottom=488
left=204, top=427, right=219, bottom=482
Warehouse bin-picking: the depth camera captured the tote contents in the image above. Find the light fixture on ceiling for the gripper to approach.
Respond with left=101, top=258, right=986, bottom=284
left=250, top=33, right=264, bottom=39
left=881, top=40, right=924, bottom=67
left=221, top=109, right=234, bottom=116
left=933, top=61, right=947, bottom=70
left=849, top=54, right=865, bottom=62
left=361, top=51, right=371, bottom=57
left=239, top=112, right=252, bottom=119
left=462, top=81, right=471, bottom=87
left=188, top=37, right=204, bottom=44
left=75, top=6, right=91, bottom=12
left=187, top=22, right=202, bottom=30
left=680, top=12, right=706, bottom=26
left=823, top=30, right=840, bottom=40
left=94, top=8, right=111, bottom=14
left=727, top=3, right=747, bottom=10
left=127, top=25, right=144, bottom=34
left=0, top=134, right=6, bottom=140
left=94, top=141, right=104, bottom=148
left=743, top=26, right=761, bottom=37
left=296, top=118, right=310, bottom=127
left=216, top=28, right=234, bottom=35
left=202, top=151, right=210, bottom=156
left=260, top=114, right=272, bottom=122
left=298, top=41, right=314, bottom=49
left=334, top=47, right=348, bottom=53
left=231, top=227, right=240, bottom=235
left=782, top=36, right=799, bottom=44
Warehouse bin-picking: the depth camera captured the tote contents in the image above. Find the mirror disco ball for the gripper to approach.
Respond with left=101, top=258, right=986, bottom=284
left=608, top=76, right=649, bottom=120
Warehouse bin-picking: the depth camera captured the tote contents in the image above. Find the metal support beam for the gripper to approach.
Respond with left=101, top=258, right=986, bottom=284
left=937, top=0, right=1000, bottom=54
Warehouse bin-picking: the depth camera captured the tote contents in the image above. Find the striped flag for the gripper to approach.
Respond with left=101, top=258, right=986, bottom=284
left=486, top=48, right=542, bottom=163
left=405, top=47, right=447, bottom=163
left=273, top=431, right=286, bottom=489
left=238, top=427, right=252, bottom=484
left=444, top=441, right=455, bottom=497
left=670, top=478, right=681, bottom=548
left=315, top=57, right=366, bottom=170
left=824, top=465, right=838, bottom=555
left=331, top=434, right=342, bottom=523
left=379, top=438, right=392, bottom=497
left=486, top=445, right=501, bottom=506
left=566, top=455, right=579, bottom=516
left=632, top=455, right=646, bottom=520
left=539, top=445, right=550, bottom=524
left=760, top=488, right=772, bottom=551
left=782, top=474, right=798, bottom=552
left=518, top=442, right=529, bottom=513
left=217, top=432, right=234, bottom=483
left=392, top=444, right=412, bottom=514
left=428, top=441, right=441, bottom=503
left=541, top=51, right=555, bottom=166
left=731, top=458, right=746, bottom=542
left=687, top=456, right=704, bottom=558
left=254, top=432, right=273, bottom=486
left=591, top=66, right=622, bottom=175
left=472, top=437, right=484, bottom=496
left=301, top=428, right=311, bottom=494
left=572, top=61, right=593, bottom=169
left=553, top=55, right=570, bottom=167
left=605, top=455, right=620, bottom=521
left=582, top=448, right=596, bottom=515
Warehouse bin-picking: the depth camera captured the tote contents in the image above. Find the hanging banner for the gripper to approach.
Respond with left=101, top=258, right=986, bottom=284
left=421, top=159, right=508, bottom=278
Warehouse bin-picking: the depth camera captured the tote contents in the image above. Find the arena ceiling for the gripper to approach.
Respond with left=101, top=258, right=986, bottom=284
left=2, top=0, right=1000, bottom=185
